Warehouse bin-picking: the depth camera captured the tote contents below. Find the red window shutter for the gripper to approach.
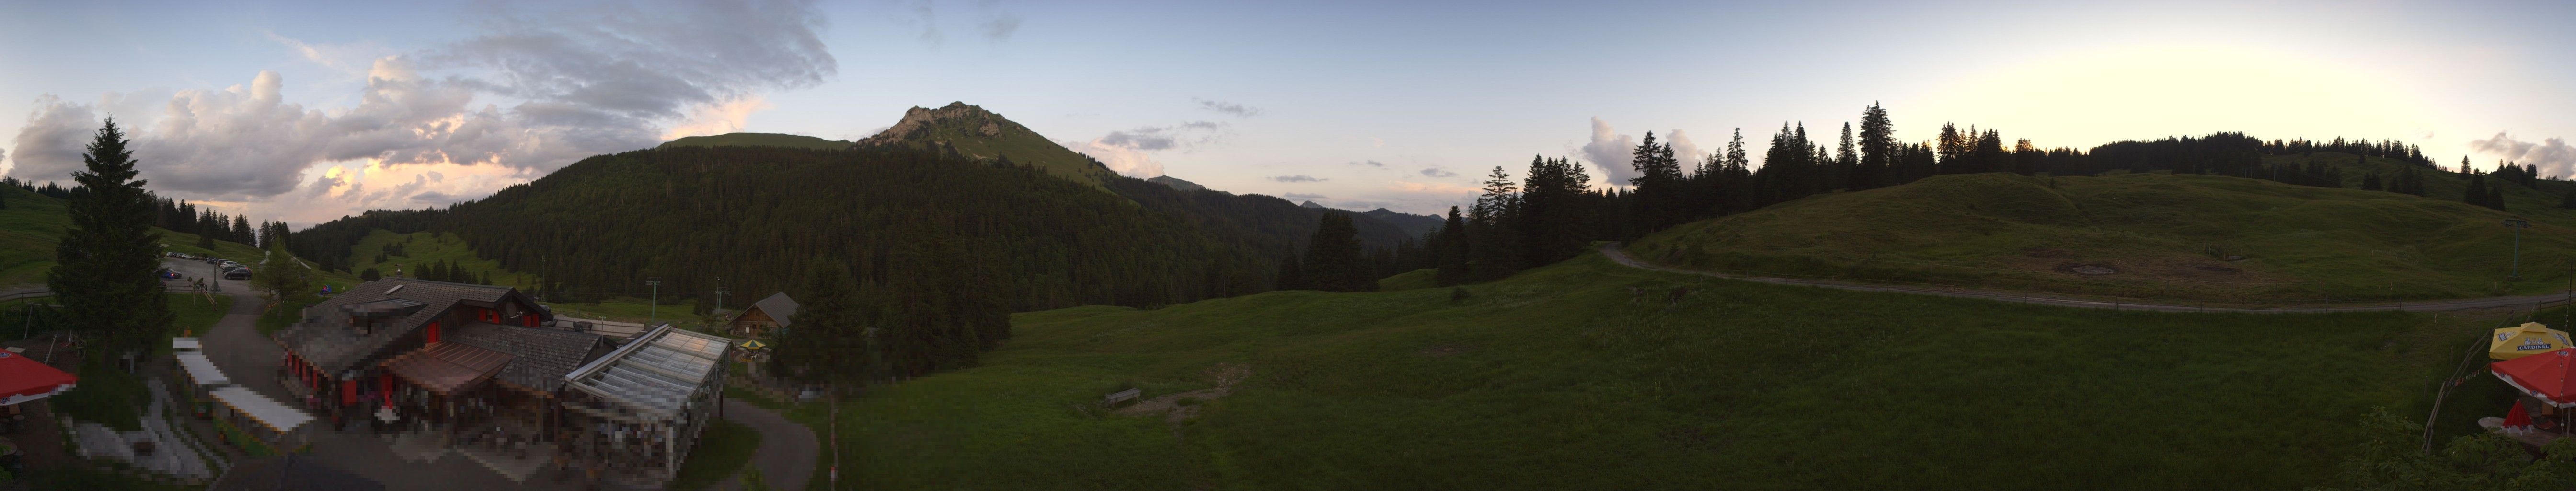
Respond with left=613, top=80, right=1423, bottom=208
left=342, top=379, right=357, bottom=405
left=427, top=322, right=441, bottom=344
left=380, top=373, right=394, bottom=409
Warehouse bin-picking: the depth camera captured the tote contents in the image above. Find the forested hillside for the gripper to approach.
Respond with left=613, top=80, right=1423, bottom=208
left=295, top=144, right=1301, bottom=315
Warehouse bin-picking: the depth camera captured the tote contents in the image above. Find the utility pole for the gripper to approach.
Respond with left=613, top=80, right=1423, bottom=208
left=713, top=276, right=729, bottom=316
left=2506, top=219, right=2531, bottom=281
left=647, top=277, right=662, bottom=325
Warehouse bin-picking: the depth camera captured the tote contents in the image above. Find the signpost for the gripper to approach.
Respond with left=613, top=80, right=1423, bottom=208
left=2505, top=219, right=2531, bottom=281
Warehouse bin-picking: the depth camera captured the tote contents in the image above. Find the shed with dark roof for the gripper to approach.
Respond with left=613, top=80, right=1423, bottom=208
left=728, top=292, right=797, bottom=337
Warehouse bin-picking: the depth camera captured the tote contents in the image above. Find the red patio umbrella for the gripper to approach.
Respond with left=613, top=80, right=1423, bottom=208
left=2506, top=401, right=2535, bottom=431
left=0, top=351, right=76, bottom=406
left=2495, top=348, right=2576, bottom=407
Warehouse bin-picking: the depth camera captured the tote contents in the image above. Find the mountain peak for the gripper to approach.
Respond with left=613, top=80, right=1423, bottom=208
left=849, top=102, right=1119, bottom=189
left=862, top=102, right=1023, bottom=145
left=1300, top=200, right=1325, bottom=209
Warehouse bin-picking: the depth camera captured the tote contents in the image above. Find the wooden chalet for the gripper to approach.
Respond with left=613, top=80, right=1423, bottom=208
left=271, top=278, right=574, bottom=433
left=727, top=292, right=797, bottom=338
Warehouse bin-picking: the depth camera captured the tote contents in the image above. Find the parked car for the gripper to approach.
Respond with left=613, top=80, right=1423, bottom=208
left=157, top=268, right=181, bottom=280
left=223, top=269, right=252, bottom=280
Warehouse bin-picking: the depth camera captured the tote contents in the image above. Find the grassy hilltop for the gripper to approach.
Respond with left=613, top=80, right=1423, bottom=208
left=658, top=132, right=852, bottom=151
left=1630, top=154, right=2576, bottom=303
left=804, top=252, right=2486, bottom=490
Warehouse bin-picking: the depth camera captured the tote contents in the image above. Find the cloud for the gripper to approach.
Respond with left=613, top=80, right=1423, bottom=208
left=1061, top=139, right=1160, bottom=177
left=907, top=0, right=943, bottom=45
left=1581, top=117, right=1638, bottom=185
left=664, top=96, right=775, bottom=140
left=1062, top=120, right=1227, bottom=178
left=1283, top=192, right=1326, bottom=200
left=1194, top=98, right=1260, bottom=117
left=5, top=96, right=98, bottom=182
left=1350, top=160, right=1386, bottom=168
left=2469, top=132, right=2576, bottom=178
left=1271, top=175, right=1326, bottom=183
left=980, top=15, right=1021, bottom=40
left=1420, top=167, right=1457, bottom=178
left=1667, top=129, right=1702, bottom=170
left=8, top=0, right=835, bottom=205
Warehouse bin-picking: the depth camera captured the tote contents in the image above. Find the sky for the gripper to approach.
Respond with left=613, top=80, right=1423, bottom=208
left=1, top=0, right=2572, bottom=226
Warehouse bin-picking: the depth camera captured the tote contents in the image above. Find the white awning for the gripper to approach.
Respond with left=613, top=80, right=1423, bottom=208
left=174, top=352, right=228, bottom=386
left=208, top=386, right=314, bottom=434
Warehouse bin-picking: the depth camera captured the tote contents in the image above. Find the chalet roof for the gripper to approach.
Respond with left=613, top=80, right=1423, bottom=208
left=563, top=324, right=730, bottom=421
left=751, top=292, right=798, bottom=327
left=275, top=278, right=521, bottom=374
left=448, top=322, right=612, bottom=394
left=381, top=342, right=513, bottom=396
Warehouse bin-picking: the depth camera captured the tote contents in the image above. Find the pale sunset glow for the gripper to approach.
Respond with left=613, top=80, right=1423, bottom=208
left=0, top=0, right=2568, bottom=222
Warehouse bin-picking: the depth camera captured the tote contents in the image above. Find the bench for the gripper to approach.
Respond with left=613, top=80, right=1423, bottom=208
left=1102, top=388, right=1142, bottom=407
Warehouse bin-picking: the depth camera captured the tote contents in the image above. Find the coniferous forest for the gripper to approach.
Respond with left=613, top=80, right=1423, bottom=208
left=287, top=144, right=1435, bottom=318
left=1421, top=104, right=2476, bottom=285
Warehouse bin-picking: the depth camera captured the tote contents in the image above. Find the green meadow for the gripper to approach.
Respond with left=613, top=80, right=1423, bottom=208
left=777, top=252, right=2496, bottom=490
left=1631, top=159, right=2576, bottom=303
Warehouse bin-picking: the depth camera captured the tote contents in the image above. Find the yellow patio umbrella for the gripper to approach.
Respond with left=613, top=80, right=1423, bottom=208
left=2492, top=322, right=2574, bottom=360
left=737, top=339, right=769, bottom=351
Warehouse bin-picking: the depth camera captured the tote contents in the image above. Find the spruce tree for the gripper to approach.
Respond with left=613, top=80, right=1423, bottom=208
left=1435, top=206, right=1469, bottom=286
left=771, top=258, right=873, bottom=388
left=1274, top=255, right=1308, bottom=291
left=47, top=118, right=172, bottom=360
left=1302, top=211, right=1369, bottom=292
left=252, top=240, right=315, bottom=310
left=1857, top=103, right=1894, bottom=189
left=2465, top=175, right=2490, bottom=209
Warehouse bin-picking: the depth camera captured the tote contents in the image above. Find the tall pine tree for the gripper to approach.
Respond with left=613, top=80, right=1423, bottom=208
left=771, top=258, right=875, bottom=389
left=1302, top=211, right=1370, bottom=292
left=1857, top=103, right=1895, bottom=188
left=1435, top=206, right=1469, bottom=286
left=48, top=118, right=172, bottom=359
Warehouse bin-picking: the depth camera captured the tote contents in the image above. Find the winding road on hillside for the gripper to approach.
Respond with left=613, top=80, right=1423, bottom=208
left=1600, top=243, right=2576, bottom=314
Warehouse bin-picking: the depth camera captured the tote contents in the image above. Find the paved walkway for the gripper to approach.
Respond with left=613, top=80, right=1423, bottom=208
left=718, top=398, right=818, bottom=491
left=1601, top=243, right=2576, bottom=314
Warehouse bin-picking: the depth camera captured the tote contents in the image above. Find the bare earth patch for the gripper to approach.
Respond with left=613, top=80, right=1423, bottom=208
left=1116, top=363, right=1252, bottom=428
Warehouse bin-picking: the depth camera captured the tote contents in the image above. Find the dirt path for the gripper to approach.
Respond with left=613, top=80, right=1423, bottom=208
left=1115, top=363, right=1251, bottom=427
left=1600, top=243, right=2575, bottom=314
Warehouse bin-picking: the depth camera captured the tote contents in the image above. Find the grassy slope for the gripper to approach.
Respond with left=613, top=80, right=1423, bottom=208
left=349, top=230, right=534, bottom=288
left=0, top=185, right=67, bottom=286
left=1632, top=158, right=2576, bottom=303
left=0, top=184, right=276, bottom=288
left=1375, top=268, right=1438, bottom=291
left=659, top=132, right=852, bottom=151
left=669, top=419, right=762, bottom=491
left=823, top=253, right=2483, bottom=490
